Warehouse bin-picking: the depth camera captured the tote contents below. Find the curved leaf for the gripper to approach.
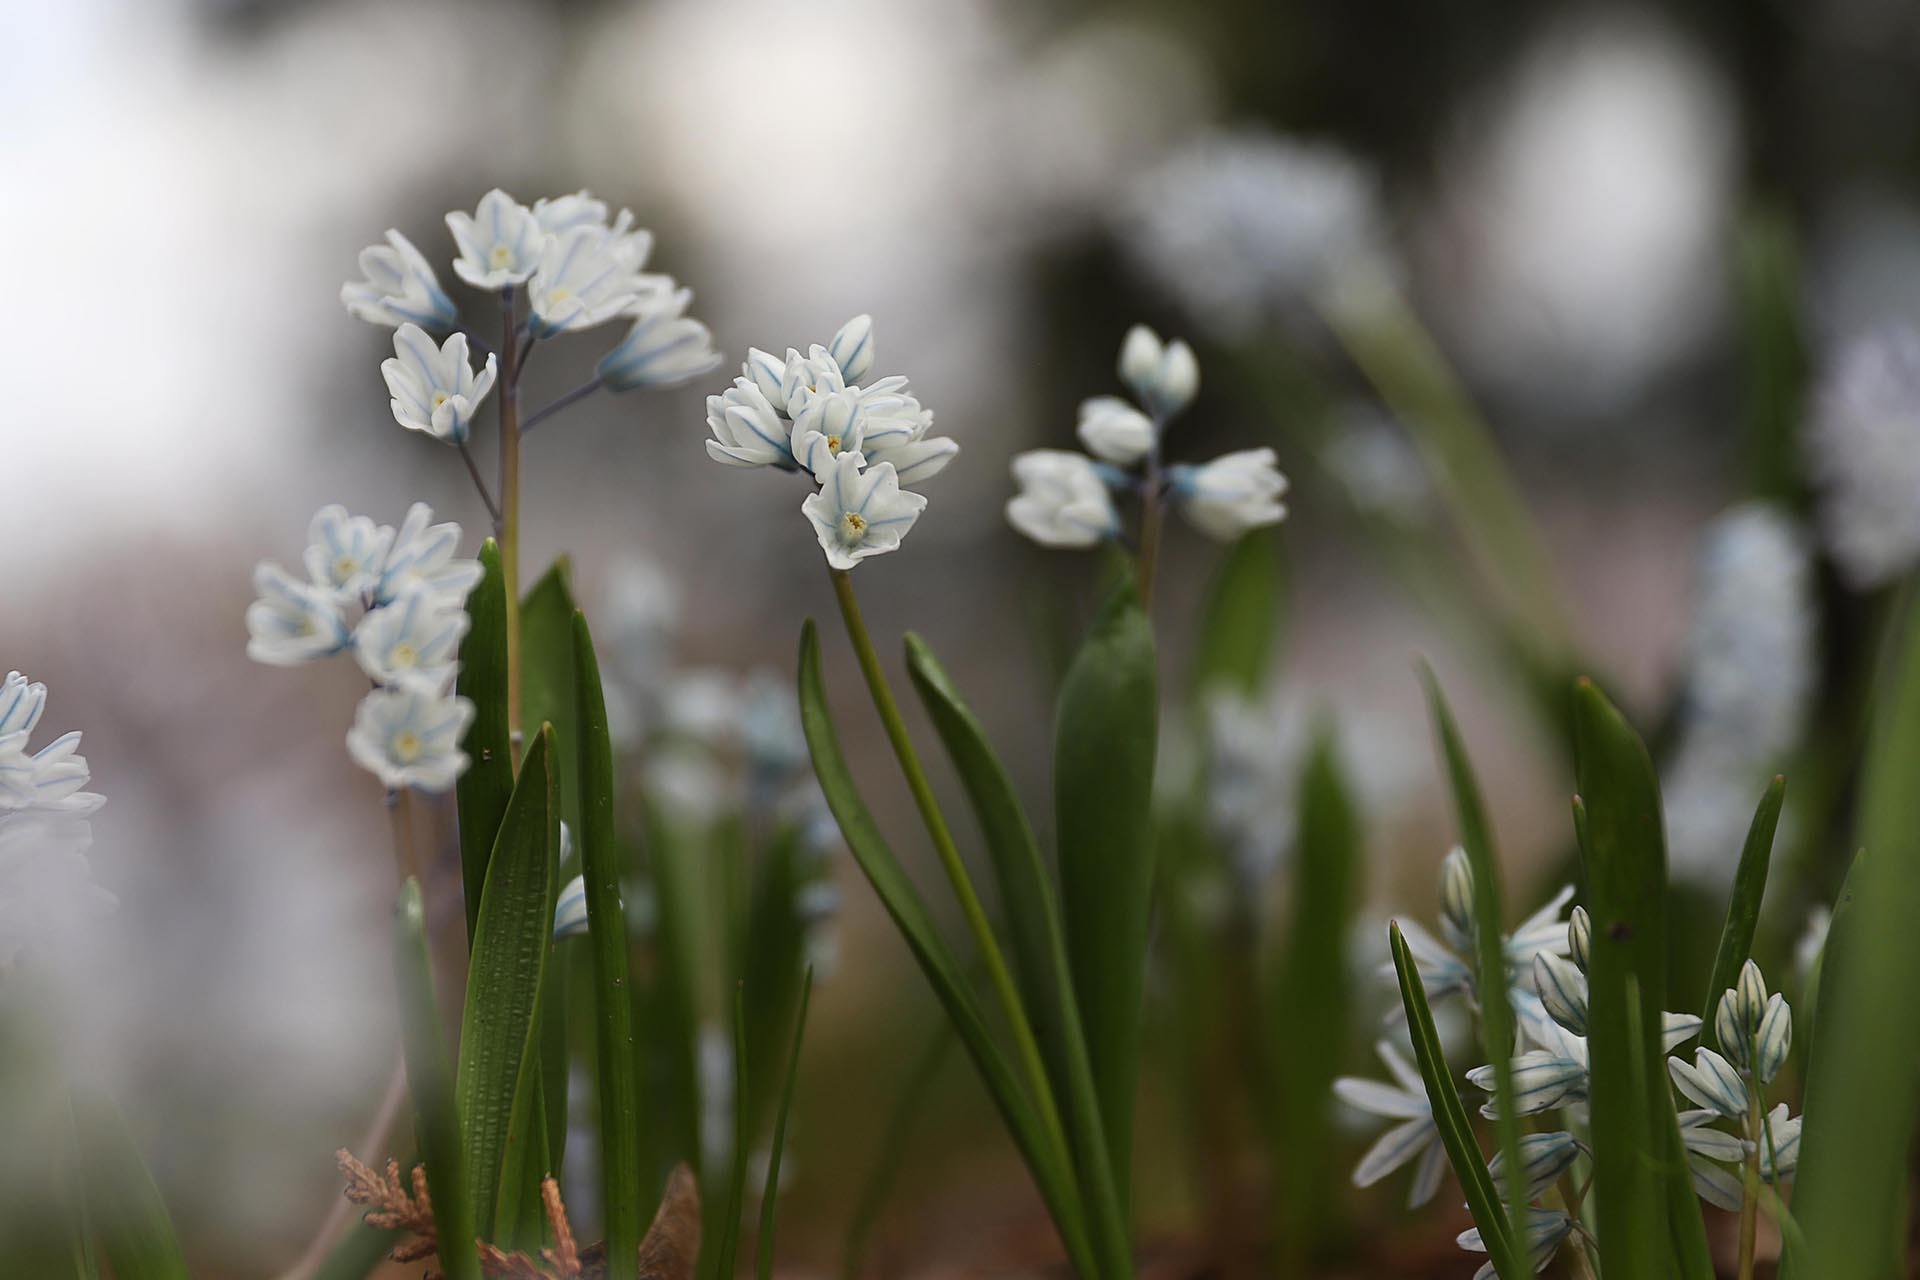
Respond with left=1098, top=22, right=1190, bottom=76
left=456, top=539, right=513, bottom=943
left=1189, top=529, right=1284, bottom=702
left=796, top=621, right=1095, bottom=1275
left=755, top=968, right=814, bottom=1280
left=73, top=1093, right=189, bottom=1280
left=1702, top=775, right=1785, bottom=1048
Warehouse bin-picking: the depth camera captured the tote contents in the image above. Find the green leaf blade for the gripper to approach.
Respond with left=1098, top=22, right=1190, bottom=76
left=1189, top=529, right=1284, bottom=701
left=73, top=1094, right=190, bottom=1280
left=755, top=969, right=814, bottom=1280
left=456, top=725, right=559, bottom=1238
left=1053, top=585, right=1158, bottom=1216
left=1701, top=775, right=1785, bottom=1047
left=573, top=610, right=646, bottom=1279
left=456, top=539, right=514, bottom=943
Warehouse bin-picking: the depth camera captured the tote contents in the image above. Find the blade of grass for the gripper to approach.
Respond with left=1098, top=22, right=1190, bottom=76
left=1418, top=666, right=1525, bottom=1247
left=393, top=877, right=480, bottom=1280
left=755, top=968, right=815, bottom=1280
left=521, top=561, right=581, bottom=838
left=1272, top=726, right=1361, bottom=1274
left=1387, top=924, right=1524, bottom=1280
left=1792, top=594, right=1920, bottom=1278
left=1702, top=776, right=1785, bottom=1048
left=705, top=986, right=751, bottom=1280
left=456, top=539, right=514, bottom=944
left=1054, top=582, right=1159, bottom=1221
left=905, top=634, right=1130, bottom=1276
left=797, top=621, right=1096, bottom=1276
left=72, top=1093, right=189, bottom=1280
left=574, top=610, right=646, bottom=1277
left=1570, top=678, right=1688, bottom=1279
left=456, top=725, right=559, bottom=1237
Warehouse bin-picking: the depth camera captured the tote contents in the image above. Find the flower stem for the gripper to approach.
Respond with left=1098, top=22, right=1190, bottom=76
left=498, top=288, right=524, bottom=749
left=1136, top=459, right=1166, bottom=607
left=386, top=787, right=420, bottom=886
left=826, top=568, right=1076, bottom=1195
left=521, top=376, right=605, bottom=436
left=1738, top=1056, right=1763, bottom=1280
left=457, top=442, right=502, bottom=528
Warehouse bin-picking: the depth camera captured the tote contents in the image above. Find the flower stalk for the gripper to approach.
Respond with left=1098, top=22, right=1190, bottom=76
left=826, top=568, right=1074, bottom=1186
left=498, top=287, right=524, bottom=745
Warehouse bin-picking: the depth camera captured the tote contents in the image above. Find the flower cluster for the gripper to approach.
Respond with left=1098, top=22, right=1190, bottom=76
left=1006, top=325, right=1288, bottom=551
left=1806, top=322, right=1920, bottom=588
left=1115, top=129, right=1389, bottom=341
left=1668, top=960, right=1801, bottom=1209
left=1664, top=503, right=1816, bottom=877
left=246, top=504, right=481, bottom=792
left=703, top=315, right=957, bottom=570
left=0, top=671, right=115, bottom=967
left=345, top=187, right=722, bottom=449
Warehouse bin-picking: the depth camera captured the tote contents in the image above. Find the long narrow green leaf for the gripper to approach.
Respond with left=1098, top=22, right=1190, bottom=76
left=456, top=538, right=514, bottom=943
left=456, top=726, right=559, bottom=1236
left=392, top=877, right=480, bottom=1280
left=1189, top=529, right=1283, bottom=700
left=1702, top=775, right=1785, bottom=1045
left=904, top=634, right=1130, bottom=1275
left=707, top=986, right=751, bottom=1280
left=755, top=968, right=814, bottom=1280
left=737, top=822, right=807, bottom=1137
left=1387, top=924, right=1524, bottom=1280
left=796, top=621, right=1096, bottom=1276
left=1054, top=584, right=1158, bottom=1217
left=573, top=610, right=645, bottom=1278
left=842, top=1023, right=950, bottom=1279
left=1273, top=727, right=1361, bottom=1272
left=1570, top=679, right=1683, bottom=1280
left=1418, top=667, right=1525, bottom=1246
left=493, top=1069, right=550, bottom=1251
left=521, top=561, right=581, bottom=837
left=1793, top=594, right=1920, bottom=1278
left=72, top=1093, right=188, bottom=1280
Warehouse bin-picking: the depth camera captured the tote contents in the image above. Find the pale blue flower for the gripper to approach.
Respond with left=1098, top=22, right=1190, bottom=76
left=1007, top=450, right=1119, bottom=548
left=598, top=287, right=722, bottom=391
left=383, top=324, right=497, bottom=445
left=1458, top=1207, right=1574, bottom=1279
left=1670, top=1047, right=1748, bottom=1121
left=341, top=229, right=456, bottom=329
left=1168, top=448, right=1289, bottom=541
left=527, top=225, right=661, bottom=338
left=1487, top=1131, right=1581, bottom=1202
left=374, top=504, right=483, bottom=608
left=304, top=505, right=393, bottom=602
left=1332, top=1038, right=1448, bottom=1207
left=801, top=452, right=927, bottom=571
left=1117, top=324, right=1198, bottom=420
left=246, top=562, right=352, bottom=667
left=354, top=590, right=469, bottom=691
left=448, top=188, right=545, bottom=290
left=0, top=673, right=46, bottom=740
left=532, top=190, right=614, bottom=235
left=705, top=378, right=795, bottom=470
left=345, top=685, right=473, bottom=793
left=0, top=677, right=104, bottom=817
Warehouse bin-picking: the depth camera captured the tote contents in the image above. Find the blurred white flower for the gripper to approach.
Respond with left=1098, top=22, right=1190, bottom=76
left=1332, top=1038, right=1446, bottom=1207
left=599, top=560, right=682, bottom=704
left=0, top=811, right=115, bottom=968
left=1663, top=503, right=1815, bottom=877
left=1076, top=396, right=1156, bottom=465
left=663, top=670, right=743, bottom=746
left=246, top=562, right=352, bottom=667
left=341, top=229, right=457, bottom=330
left=353, top=590, right=469, bottom=691
left=345, top=685, right=474, bottom=793
left=447, top=188, right=545, bottom=290
left=1458, top=1207, right=1574, bottom=1280
left=598, top=287, right=723, bottom=391
left=383, top=324, right=497, bottom=445
left=1118, top=129, right=1388, bottom=338
left=304, top=505, right=393, bottom=602
left=647, top=749, right=730, bottom=827
left=802, top=452, right=927, bottom=571
left=1323, top=409, right=1433, bottom=524
left=740, top=670, right=808, bottom=778
left=533, top=189, right=614, bottom=235
left=1006, top=449, right=1119, bottom=548
left=0, top=673, right=104, bottom=816
left=1168, top=448, right=1289, bottom=540
left=1807, top=324, right=1920, bottom=588
left=375, top=503, right=484, bottom=607
left=527, top=226, right=661, bottom=339
left=1117, top=324, right=1198, bottom=421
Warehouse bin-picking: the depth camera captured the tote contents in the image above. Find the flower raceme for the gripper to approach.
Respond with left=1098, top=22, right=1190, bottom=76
left=702, top=315, right=957, bottom=570
left=1008, top=324, right=1288, bottom=557
left=247, top=503, right=481, bottom=793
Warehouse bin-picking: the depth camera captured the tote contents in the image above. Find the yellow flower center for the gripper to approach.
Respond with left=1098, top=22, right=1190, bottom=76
left=333, top=555, right=360, bottom=582
left=840, top=512, right=867, bottom=539
left=431, top=391, right=451, bottom=411
left=391, top=643, right=418, bottom=669
left=394, top=730, right=422, bottom=762
left=826, top=434, right=842, bottom=453
left=490, top=244, right=514, bottom=268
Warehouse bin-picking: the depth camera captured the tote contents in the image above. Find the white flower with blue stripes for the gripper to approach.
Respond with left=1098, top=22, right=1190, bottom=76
left=1007, top=450, right=1122, bottom=549
left=447, top=188, right=546, bottom=290
left=1458, top=1207, right=1576, bottom=1279
left=246, top=562, right=352, bottom=667
left=1332, top=1038, right=1447, bottom=1206
left=341, top=229, right=457, bottom=330
left=0, top=673, right=104, bottom=816
left=802, top=451, right=927, bottom=571
left=1168, top=448, right=1290, bottom=542
left=354, top=589, right=470, bottom=691
left=598, top=287, right=722, bottom=391
left=304, top=505, right=393, bottom=603
left=375, top=503, right=484, bottom=608
left=346, top=684, right=474, bottom=793
left=526, top=225, right=663, bottom=339
left=383, top=324, right=497, bottom=445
